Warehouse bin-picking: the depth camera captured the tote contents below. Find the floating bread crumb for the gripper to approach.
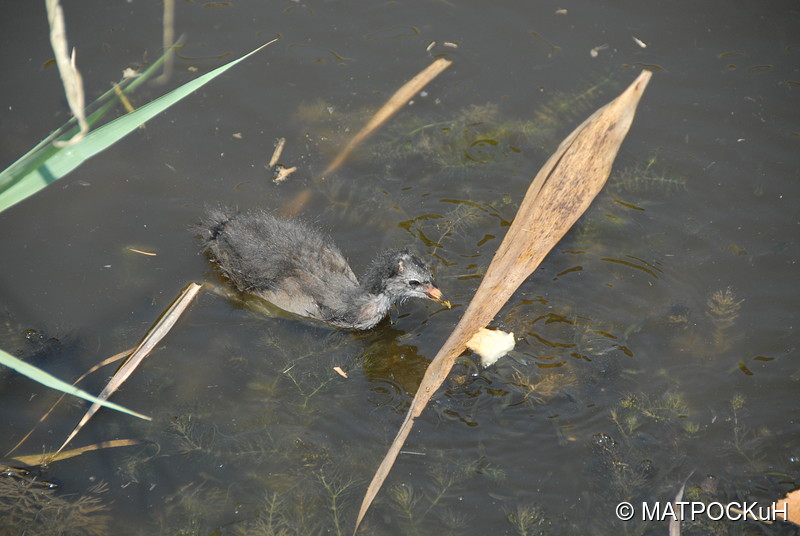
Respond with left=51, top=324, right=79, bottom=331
left=466, top=327, right=515, bottom=367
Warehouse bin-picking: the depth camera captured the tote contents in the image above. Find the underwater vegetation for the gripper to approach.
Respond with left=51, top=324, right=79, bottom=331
left=297, top=74, right=623, bottom=230
left=586, top=392, right=695, bottom=508
left=505, top=503, right=553, bottom=536
left=581, top=381, right=791, bottom=536
left=0, top=475, right=110, bottom=536
left=611, top=156, right=687, bottom=195
left=296, top=74, right=623, bottom=179
left=666, top=286, right=745, bottom=358
left=609, top=391, right=697, bottom=438
left=706, top=287, right=745, bottom=352
left=368, top=76, right=623, bottom=175
left=673, top=393, right=789, bottom=536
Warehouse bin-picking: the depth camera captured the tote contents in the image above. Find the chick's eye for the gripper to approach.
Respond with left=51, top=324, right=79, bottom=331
left=408, top=280, right=421, bottom=287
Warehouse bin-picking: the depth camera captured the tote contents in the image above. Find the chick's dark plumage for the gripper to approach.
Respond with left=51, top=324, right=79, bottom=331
left=197, top=208, right=444, bottom=330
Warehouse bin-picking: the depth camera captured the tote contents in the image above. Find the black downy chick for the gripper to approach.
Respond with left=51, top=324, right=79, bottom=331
left=196, top=208, right=448, bottom=330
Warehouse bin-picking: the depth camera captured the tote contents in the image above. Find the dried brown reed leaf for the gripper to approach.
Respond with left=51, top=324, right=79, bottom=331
left=10, top=438, right=147, bottom=466
left=46, top=0, right=88, bottom=146
left=57, top=282, right=202, bottom=453
left=354, top=70, right=652, bottom=533
left=322, top=58, right=453, bottom=177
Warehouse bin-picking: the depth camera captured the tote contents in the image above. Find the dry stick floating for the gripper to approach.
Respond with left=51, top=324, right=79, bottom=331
left=273, top=166, right=298, bottom=183
left=669, top=470, right=695, bottom=536
left=10, top=439, right=149, bottom=467
left=57, top=282, right=202, bottom=453
left=321, top=58, right=453, bottom=177
left=353, top=70, right=653, bottom=533
left=269, top=137, right=287, bottom=167
left=153, top=0, right=176, bottom=85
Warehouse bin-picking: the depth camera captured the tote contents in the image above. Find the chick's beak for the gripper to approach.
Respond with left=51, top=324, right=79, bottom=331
left=425, top=285, right=451, bottom=309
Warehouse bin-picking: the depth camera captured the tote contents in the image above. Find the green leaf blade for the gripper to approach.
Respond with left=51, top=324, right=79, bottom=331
left=0, top=349, right=151, bottom=421
left=0, top=39, right=276, bottom=213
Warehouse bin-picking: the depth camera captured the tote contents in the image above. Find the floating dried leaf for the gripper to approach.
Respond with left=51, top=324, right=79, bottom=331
left=354, top=70, right=652, bottom=533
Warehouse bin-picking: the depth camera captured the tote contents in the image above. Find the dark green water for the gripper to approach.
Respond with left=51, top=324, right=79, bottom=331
left=0, top=1, right=798, bottom=535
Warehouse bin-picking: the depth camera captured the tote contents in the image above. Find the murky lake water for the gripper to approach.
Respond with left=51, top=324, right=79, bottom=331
left=1, top=1, right=798, bottom=535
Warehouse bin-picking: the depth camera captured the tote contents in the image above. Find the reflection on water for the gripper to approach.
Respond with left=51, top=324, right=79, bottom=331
left=1, top=0, right=798, bottom=534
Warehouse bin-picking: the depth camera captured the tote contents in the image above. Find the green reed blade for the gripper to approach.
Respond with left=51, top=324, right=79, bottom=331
left=0, top=348, right=150, bottom=421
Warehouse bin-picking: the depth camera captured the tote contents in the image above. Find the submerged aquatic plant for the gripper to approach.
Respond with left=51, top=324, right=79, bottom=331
left=588, top=431, right=659, bottom=501
left=706, top=287, right=744, bottom=351
left=661, top=286, right=747, bottom=359
left=505, top=503, right=552, bottom=536
left=725, top=394, right=765, bottom=469
left=283, top=367, right=338, bottom=410
left=610, top=391, right=695, bottom=437
left=436, top=201, right=494, bottom=237
left=680, top=483, right=735, bottom=536
left=156, top=482, right=230, bottom=536
left=386, top=468, right=465, bottom=534
left=611, top=157, right=687, bottom=195
left=509, top=367, right=578, bottom=404
left=244, top=492, right=293, bottom=536
left=230, top=464, right=359, bottom=536
left=168, top=413, right=218, bottom=456
left=294, top=74, right=621, bottom=181
left=317, top=470, right=356, bottom=536
left=0, top=476, right=109, bottom=536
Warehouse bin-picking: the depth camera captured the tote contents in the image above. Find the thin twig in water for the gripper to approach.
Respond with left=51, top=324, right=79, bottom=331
left=322, top=58, right=452, bottom=176
left=154, top=0, right=175, bottom=85
left=57, top=282, right=202, bottom=453
left=269, top=137, right=286, bottom=167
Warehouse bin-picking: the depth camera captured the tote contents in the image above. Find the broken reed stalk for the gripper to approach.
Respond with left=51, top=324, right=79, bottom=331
left=57, top=282, right=202, bottom=453
left=321, top=58, right=453, bottom=177
left=10, top=438, right=148, bottom=467
left=353, top=70, right=653, bottom=533
left=154, top=0, right=175, bottom=85
left=269, top=137, right=286, bottom=167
